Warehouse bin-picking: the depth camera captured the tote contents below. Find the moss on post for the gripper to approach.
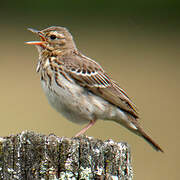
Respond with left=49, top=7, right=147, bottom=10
left=0, top=131, right=133, bottom=179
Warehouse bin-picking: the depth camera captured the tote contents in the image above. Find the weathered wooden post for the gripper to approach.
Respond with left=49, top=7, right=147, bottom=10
left=0, top=131, right=133, bottom=179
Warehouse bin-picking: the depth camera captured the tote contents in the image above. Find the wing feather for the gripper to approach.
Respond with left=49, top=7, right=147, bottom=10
left=62, top=53, right=139, bottom=118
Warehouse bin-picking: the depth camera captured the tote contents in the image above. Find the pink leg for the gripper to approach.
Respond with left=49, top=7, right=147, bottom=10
left=75, top=119, right=97, bottom=137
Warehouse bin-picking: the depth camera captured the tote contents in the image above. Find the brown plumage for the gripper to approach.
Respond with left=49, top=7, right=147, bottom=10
left=26, top=26, right=163, bottom=152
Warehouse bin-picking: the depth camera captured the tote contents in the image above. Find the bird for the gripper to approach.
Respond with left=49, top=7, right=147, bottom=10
left=26, top=26, right=163, bottom=152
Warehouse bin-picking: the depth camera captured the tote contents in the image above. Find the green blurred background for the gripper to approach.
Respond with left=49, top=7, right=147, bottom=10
left=0, top=0, right=180, bottom=179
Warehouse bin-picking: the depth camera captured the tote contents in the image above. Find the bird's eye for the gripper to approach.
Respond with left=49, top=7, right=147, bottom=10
left=50, top=35, right=56, bottom=40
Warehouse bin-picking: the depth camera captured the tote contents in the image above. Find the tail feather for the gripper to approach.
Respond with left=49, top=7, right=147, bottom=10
left=115, top=112, right=164, bottom=152
left=138, top=128, right=164, bottom=153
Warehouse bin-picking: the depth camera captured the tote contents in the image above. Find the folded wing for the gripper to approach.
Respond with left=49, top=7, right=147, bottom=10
left=63, top=53, right=139, bottom=119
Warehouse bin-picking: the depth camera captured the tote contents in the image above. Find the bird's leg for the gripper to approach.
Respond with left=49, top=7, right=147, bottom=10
left=75, top=119, right=97, bottom=137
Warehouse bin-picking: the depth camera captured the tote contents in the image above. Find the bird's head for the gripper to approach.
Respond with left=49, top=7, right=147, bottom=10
left=26, top=26, right=76, bottom=53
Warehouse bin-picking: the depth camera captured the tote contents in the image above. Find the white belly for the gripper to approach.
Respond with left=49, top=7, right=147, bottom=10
left=41, top=72, right=96, bottom=124
left=40, top=72, right=128, bottom=125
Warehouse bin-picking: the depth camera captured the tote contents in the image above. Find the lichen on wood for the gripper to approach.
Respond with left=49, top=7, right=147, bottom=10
left=0, top=131, right=133, bottom=180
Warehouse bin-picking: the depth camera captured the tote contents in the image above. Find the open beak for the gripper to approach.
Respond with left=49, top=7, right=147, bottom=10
left=26, top=28, right=46, bottom=46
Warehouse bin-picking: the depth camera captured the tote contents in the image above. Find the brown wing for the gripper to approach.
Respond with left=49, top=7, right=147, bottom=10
left=62, top=53, right=139, bottom=119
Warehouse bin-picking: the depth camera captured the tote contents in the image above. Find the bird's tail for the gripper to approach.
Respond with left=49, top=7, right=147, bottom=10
left=137, top=127, right=164, bottom=152
left=115, top=113, right=164, bottom=152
